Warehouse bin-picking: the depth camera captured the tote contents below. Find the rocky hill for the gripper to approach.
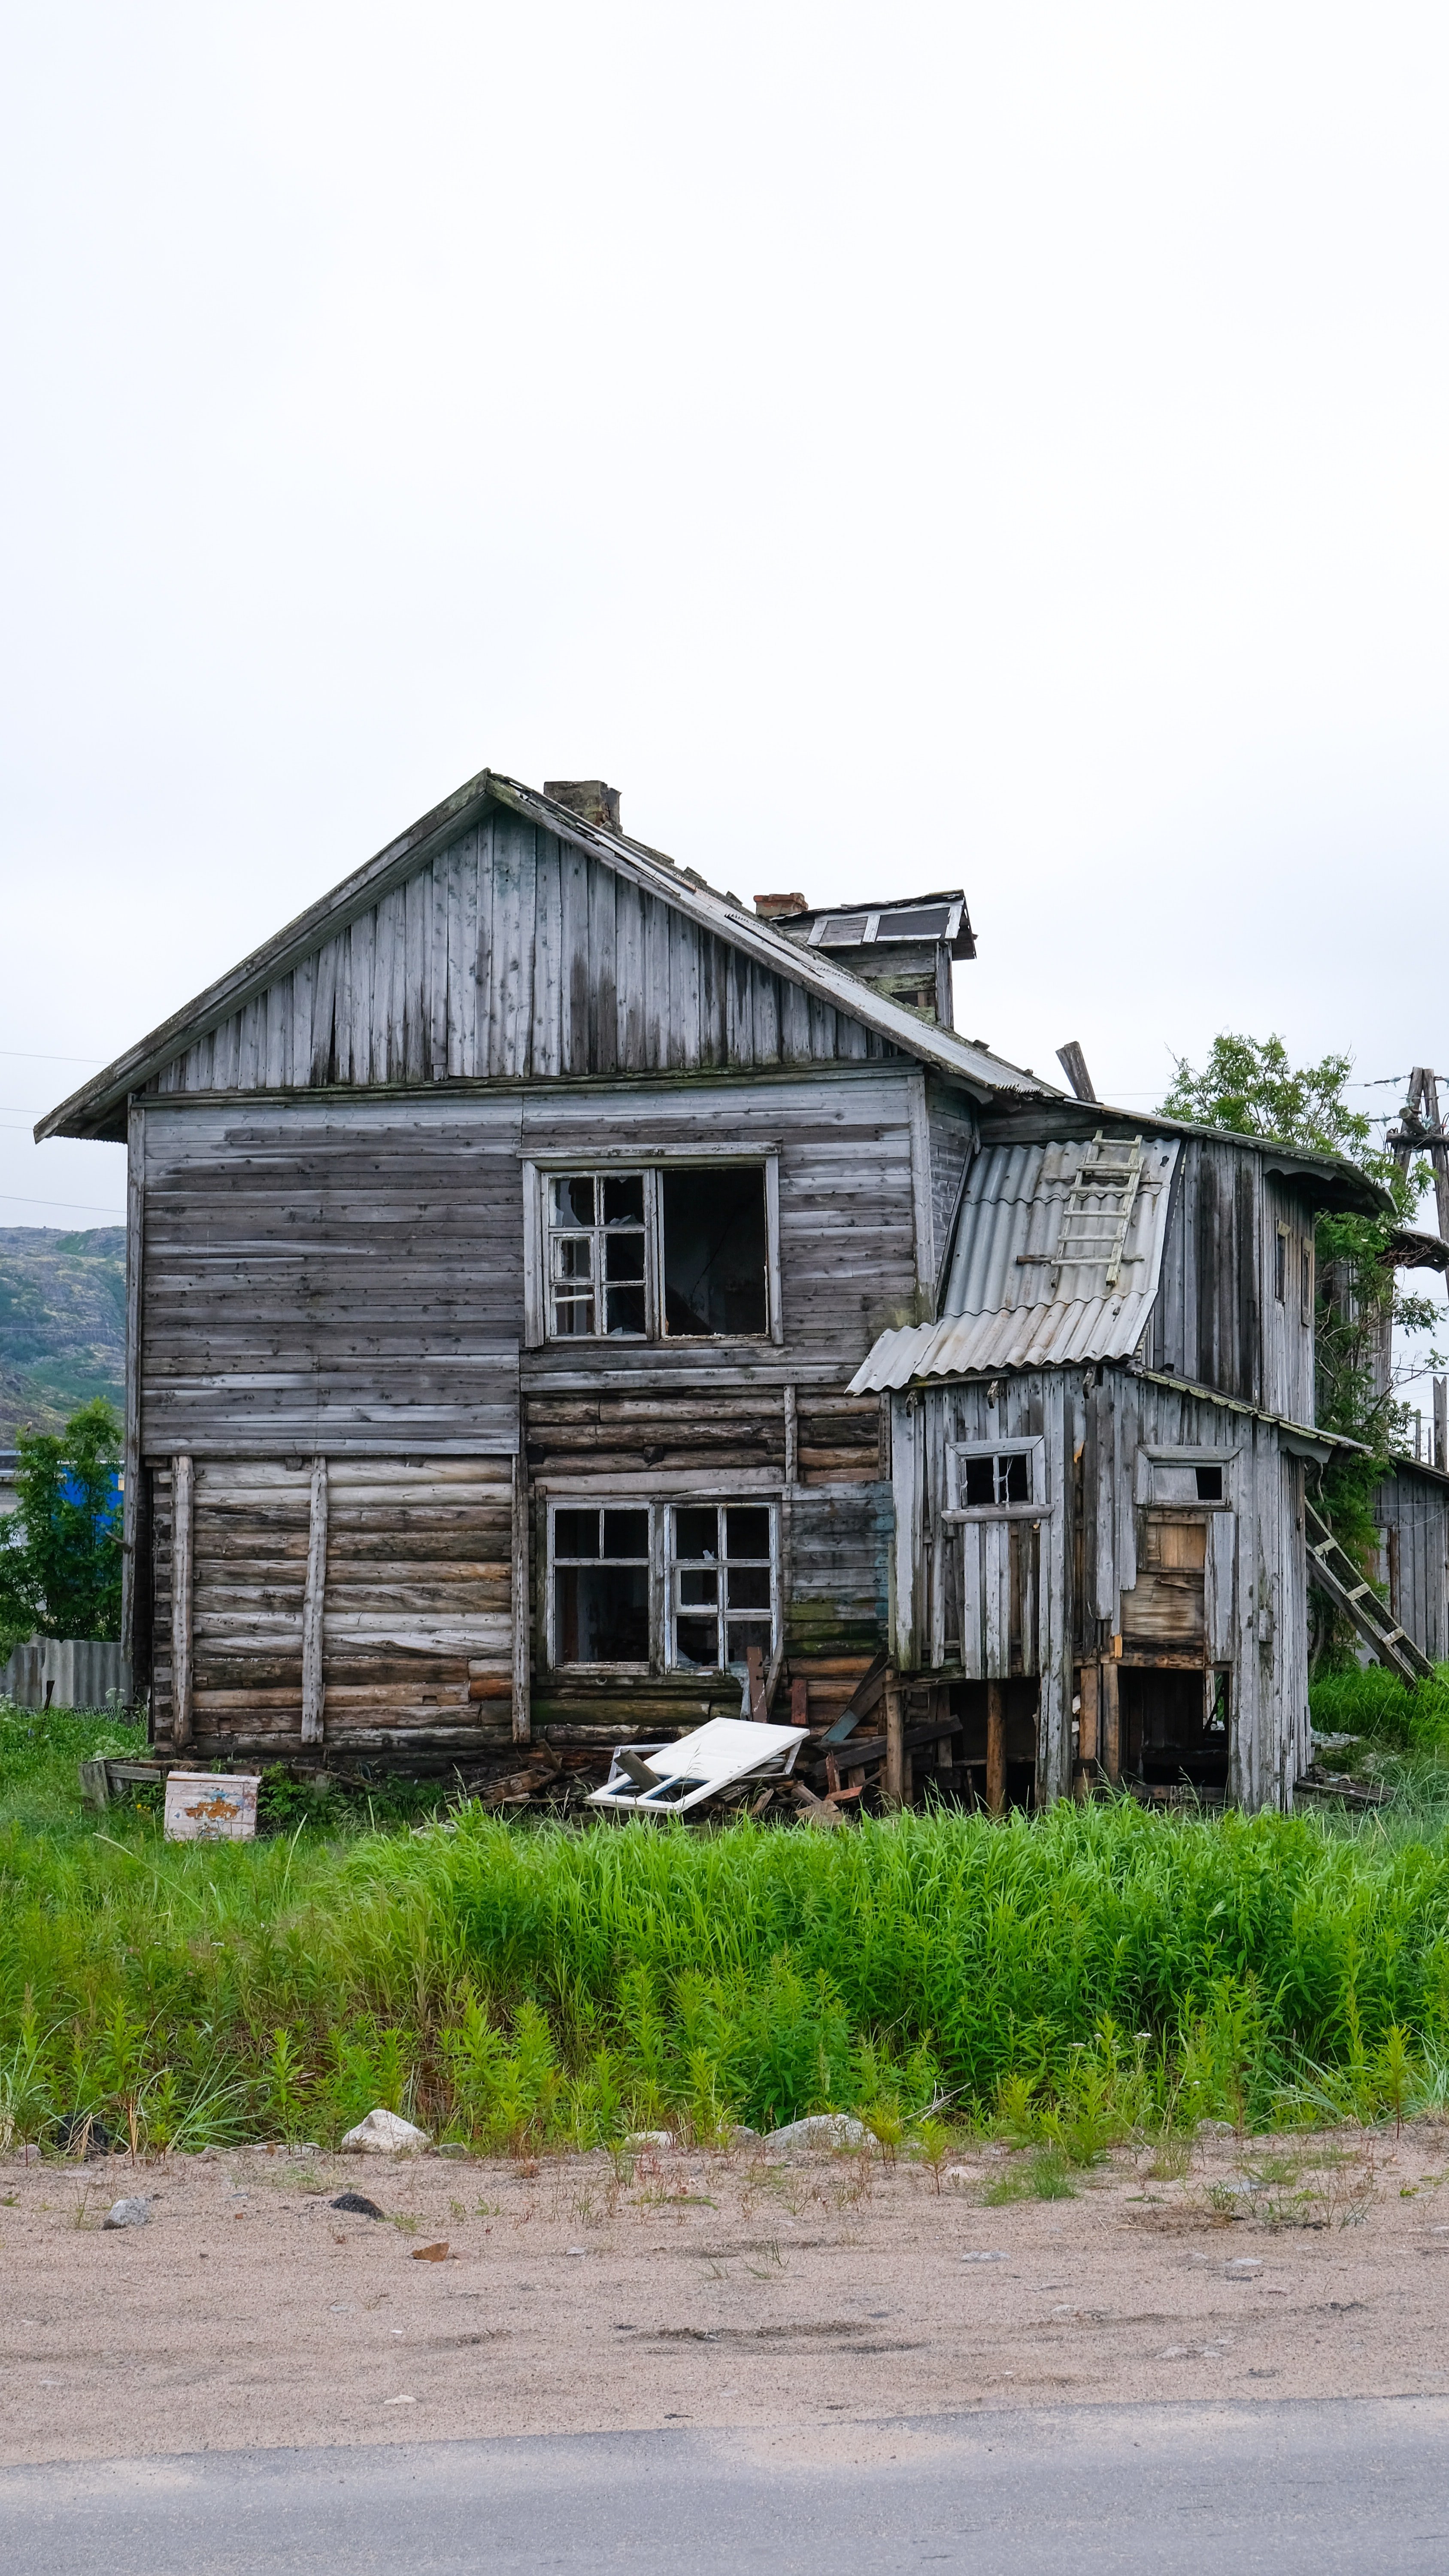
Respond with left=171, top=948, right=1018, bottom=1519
left=0, top=1227, right=126, bottom=1442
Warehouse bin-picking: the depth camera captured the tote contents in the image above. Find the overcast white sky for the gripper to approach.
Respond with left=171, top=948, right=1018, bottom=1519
left=2, top=5, right=1446, bottom=1378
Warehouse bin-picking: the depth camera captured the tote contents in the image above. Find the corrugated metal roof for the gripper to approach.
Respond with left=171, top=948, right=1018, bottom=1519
left=848, top=1135, right=1180, bottom=1392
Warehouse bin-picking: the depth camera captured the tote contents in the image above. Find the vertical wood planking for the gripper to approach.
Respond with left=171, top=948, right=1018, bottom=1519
left=300, top=1458, right=329, bottom=1744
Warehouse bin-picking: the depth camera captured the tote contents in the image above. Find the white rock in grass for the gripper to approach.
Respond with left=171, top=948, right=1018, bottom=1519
left=623, top=2131, right=676, bottom=2150
left=103, top=2196, right=151, bottom=2229
left=764, top=2114, right=873, bottom=2157
left=340, top=2108, right=430, bottom=2155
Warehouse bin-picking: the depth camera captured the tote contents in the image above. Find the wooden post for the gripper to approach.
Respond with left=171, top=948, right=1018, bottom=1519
left=883, top=1678, right=905, bottom=1808
left=746, top=1646, right=768, bottom=1721
left=300, top=1459, right=328, bottom=1747
left=1077, top=1663, right=1098, bottom=1767
left=1100, top=1655, right=1121, bottom=1783
left=985, top=1680, right=1006, bottom=1817
left=790, top=1676, right=809, bottom=1727
left=170, top=1454, right=193, bottom=1750
left=511, top=1455, right=531, bottom=1744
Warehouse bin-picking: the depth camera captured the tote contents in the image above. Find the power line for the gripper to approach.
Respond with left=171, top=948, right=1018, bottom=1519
left=0, top=1194, right=124, bottom=1217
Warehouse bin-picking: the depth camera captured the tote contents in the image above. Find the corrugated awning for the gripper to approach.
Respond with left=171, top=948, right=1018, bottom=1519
left=849, top=1134, right=1180, bottom=1393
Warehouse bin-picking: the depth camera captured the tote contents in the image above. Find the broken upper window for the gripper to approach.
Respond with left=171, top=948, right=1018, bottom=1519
left=547, top=1500, right=779, bottom=1672
left=542, top=1166, right=770, bottom=1341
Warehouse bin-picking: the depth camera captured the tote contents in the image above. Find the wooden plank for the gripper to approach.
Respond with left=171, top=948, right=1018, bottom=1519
left=985, top=1679, right=1006, bottom=1814
left=300, top=1458, right=329, bottom=1745
left=171, top=1453, right=194, bottom=1748
left=883, top=1678, right=904, bottom=1807
left=511, top=1453, right=530, bottom=1744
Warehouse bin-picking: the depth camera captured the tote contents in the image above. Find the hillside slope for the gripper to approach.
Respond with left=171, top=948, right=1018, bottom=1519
left=0, top=1227, right=125, bottom=1441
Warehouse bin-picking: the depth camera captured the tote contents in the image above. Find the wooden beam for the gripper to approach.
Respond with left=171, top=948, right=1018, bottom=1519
left=512, top=1454, right=531, bottom=1744
left=1077, top=1663, right=1098, bottom=1765
left=300, top=1459, right=328, bottom=1747
left=1100, top=1657, right=1120, bottom=1783
left=171, top=1454, right=193, bottom=1750
left=883, top=1678, right=905, bottom=1808
left=985, top=1679, right=1006, bottom=1816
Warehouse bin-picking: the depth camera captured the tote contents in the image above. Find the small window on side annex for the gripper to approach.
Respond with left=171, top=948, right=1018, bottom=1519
left=544, top=1165, right=770, bottom=1341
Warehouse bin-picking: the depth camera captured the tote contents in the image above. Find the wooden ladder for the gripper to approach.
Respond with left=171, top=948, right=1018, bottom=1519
left=1045, top=1133, right=1146, bottom=1291
left=1304, top=1499, right=1433, bottom=1684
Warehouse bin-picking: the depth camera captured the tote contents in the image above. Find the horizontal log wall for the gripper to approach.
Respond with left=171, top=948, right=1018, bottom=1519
left=152, top=1456, right=515, bottom=1760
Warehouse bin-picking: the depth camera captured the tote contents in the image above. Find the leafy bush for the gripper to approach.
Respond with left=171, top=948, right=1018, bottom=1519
left=1310, top=1661, right=1449, bottom=1753
left=0, top=1400, right=123, bottom=1656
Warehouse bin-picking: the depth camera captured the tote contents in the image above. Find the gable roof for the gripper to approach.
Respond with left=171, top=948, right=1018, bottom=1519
left=36, top=770, right=1060, bottom=1142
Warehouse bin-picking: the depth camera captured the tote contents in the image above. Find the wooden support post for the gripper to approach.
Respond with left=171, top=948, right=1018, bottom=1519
left=985, top=1680, right=1007, bottom=1817
left=790, top=1676, right=809, bottom=1728
left=783, top=1382, right=798, bottom=1487
left=511, top=1455, right=531, bottom=1744
left=300, top=1459, right=328, bottom=1747
left=746, top=1646, right=768, bottom=1721
left=1077, top=1663, right=1099, bottom=1766
left=883, top=1679, right=905, bottom=1808
left=170, top=1453, right=193, bottom=1750
left=1100, top=1655, right=1121, bottom=1783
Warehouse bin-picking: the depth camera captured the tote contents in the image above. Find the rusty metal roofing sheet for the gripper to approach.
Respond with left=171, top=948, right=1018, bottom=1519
left=848, top=1135, right=1181, bottom=1392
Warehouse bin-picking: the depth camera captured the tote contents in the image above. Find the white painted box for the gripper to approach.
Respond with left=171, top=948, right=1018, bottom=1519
left=163, top=1771, right=260, bottom=1842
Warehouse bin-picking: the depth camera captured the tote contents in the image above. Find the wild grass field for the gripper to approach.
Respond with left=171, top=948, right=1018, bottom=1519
left=4, top=1679, right=1449, bottom=2163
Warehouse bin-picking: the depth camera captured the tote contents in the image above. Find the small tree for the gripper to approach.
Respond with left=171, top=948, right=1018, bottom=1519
left=0, top=1399, right=123, bottom=1657
left=1161, top=1036, right=1443, bottom=1606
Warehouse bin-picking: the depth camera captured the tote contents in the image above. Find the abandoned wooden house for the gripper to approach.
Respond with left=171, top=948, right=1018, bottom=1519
left=37, top=766, right=1393, bottom=1814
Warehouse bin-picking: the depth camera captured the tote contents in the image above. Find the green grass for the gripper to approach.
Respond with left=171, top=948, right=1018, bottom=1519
left=12, top=1707, right=1449, bottom=2157
left=1309, top=1659, right=1449, bottom=1754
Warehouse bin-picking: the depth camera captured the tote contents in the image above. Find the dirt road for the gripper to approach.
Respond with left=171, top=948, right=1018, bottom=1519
left=5, top=2120, right=1448, bottom=2464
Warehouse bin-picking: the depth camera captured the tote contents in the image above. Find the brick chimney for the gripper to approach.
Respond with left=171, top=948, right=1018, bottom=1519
left=545, top=780, right=622, bottom=831
left=753, top=893, right=807, bottom=922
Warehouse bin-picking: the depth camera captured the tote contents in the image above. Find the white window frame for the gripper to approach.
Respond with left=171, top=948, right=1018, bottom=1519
left=547, top=1499, right=655, bottom=1675
left=544, top=1496, right=782, bottom=1675
left=664, top=1498, right=780, bottom=1677
left=522, top=1153, right=782, bottom=1350
left=942, top=1436, right=1048, bottom=1522
left=1136, top=1447, right=1238, bottom=1510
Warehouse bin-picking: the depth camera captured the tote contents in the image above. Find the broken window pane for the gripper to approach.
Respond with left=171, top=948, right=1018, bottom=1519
left=554, top=1509, right=599, bottom=1558
left=661, top=1169, right=768, bottom=1338
left=548, top=1170, right=646, bottom=1339
left=959, top=1450, right=1034, bottom=1509
left=552, top=1176, right=594, bottom=1229
left=1194, top=1464, right=1224, bottom=1503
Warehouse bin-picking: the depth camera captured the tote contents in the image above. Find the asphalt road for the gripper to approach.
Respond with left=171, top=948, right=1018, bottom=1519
left=3, top=2400, right=1447, bottom=2575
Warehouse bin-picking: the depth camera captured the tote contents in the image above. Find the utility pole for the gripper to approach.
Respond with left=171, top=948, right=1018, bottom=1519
left=1388, top=1067, right=1449, bottom=1244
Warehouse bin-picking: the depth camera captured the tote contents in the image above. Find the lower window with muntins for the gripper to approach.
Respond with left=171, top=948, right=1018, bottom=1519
left=547, top=1499, right=779, bottom=1674
left=552, top=1506, right=651, bottom=1665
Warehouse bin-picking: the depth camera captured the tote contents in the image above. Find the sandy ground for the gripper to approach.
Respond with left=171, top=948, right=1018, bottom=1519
left=5, top=2120, right=1449, bottom=2465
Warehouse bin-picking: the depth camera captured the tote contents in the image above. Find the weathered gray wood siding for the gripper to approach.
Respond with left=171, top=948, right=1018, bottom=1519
left=152, top=808, right=897, bottom=1098
left=518, top=1073, right=922, bottom=1375
left=150, top=1455, right=514, bottom=1758
left=893, top=1367, right=1310, bottom=1813
left=1148, top=1141, right=1316, bottom=1423
left=1374, top=1462, right=1449, bottom=1665
left=139, top=1095, right=525, bottom=1458
left=925, top=1081, right=977, bottom=1302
